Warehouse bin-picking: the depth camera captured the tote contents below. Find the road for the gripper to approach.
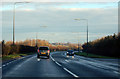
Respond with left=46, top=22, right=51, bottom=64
left=2, top=51, right=120, bottom=79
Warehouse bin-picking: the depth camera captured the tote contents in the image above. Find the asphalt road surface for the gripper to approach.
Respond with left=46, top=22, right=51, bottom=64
left=2, top=51, right=120, bottom=79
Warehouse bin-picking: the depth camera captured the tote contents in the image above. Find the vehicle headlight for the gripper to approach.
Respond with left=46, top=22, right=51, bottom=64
left=67, top=52, right=68, bottom=53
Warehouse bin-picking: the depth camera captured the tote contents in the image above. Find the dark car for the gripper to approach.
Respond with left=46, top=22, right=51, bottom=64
left=66, top=50, right=74, bottom=56
left=37, top=46, right=50, bottom=58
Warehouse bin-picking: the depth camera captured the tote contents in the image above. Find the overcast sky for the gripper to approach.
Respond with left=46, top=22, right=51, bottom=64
left=1, top=2, right=118, bottom=44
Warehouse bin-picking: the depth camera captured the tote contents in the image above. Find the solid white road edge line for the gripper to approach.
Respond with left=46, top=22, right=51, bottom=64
left=63, top=67, right=79, bottom=78
left=50, top=55, right=62, bottom=66
left=50, top=56, right=55, bottom=61
left=55, top=61, right=62, bottom=66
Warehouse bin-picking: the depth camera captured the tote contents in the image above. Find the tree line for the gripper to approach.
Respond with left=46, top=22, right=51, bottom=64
left=1, top=39, right=80, bottom=56
left=2, top=33, right=119, bottom=57
left=82, top=33, right=120, bottom=58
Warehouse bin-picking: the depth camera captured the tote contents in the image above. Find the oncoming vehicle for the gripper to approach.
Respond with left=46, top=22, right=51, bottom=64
left=37, top=46, right=50, bottom=59
left=66, top=50, right=74, bottom=56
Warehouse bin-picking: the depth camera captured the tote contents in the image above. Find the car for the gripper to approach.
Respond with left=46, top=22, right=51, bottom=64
left=37, top=46, right=50, bottom=59
left=66, top=50, right=74, bottom=56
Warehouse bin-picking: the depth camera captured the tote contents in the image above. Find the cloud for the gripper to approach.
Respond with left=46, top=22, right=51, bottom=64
left=2, top=2, right=118, bottom=43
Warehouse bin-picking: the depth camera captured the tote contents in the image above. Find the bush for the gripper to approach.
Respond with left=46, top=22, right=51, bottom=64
left=82, top=33, right=120, bottom=58
left=2, top=45, right=36, bottom=56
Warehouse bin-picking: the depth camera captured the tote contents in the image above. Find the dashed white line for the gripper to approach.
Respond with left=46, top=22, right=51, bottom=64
left=63, top=68, right=79, bottom=78
left=65, top=60, right=69, bottom=62
left=51, top=54, right=78, bottom=78
left=2, top=65, right=6, bottom=67
left=6, top=63, right=9, bottom=65
left=113, top=71, right=120, bottom=74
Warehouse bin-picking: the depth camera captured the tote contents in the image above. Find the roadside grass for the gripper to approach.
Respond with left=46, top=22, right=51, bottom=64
left=2, top=53, right=35, bottom=61
left=75, top=52, right=118, bottom=59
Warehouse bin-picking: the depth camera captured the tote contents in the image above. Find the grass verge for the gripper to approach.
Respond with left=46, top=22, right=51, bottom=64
left=2, top=53, right=35, bottom=61
left=75, top=52, right=118, bottom=59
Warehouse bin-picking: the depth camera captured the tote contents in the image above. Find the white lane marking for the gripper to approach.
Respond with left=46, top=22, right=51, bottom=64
left=65, top=60, right=69, bottom=62
left=74, top=53, right=119, bottom=70
left=51, top=52, right=79, bottom=77
left=55, top=61, right=62, bottom=66
left=6, top=63, right=9, bottom=65
left=51, top=52, right=78, bottom=77
left=9, top=62, right=11, bottom=64
left=3, top=65, right=6, bottom=67
left=63, top=68, right=79, bottom=78
left=1, top=56, right=35, bottom=68
left=85, top=60, right=118, bottom=71
left=51, top=56, right=55, bottom=61
left=51, top=55, right=62, bottom=66
left=52, top=58, right=55, bottom=61
left=14, top=56, right=33, bottom=70
left=113, top=71, right=120, bottom=74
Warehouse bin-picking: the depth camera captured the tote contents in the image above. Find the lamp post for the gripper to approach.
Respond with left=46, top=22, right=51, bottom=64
left=13, top=2, right=30, bottom=45
left=74, top=19, right=89, bottom=54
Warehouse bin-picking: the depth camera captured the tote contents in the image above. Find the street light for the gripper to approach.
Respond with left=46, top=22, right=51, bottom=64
left=74, top=18, right=89, bottom=53
left=13, top=2, right=30, bottom=45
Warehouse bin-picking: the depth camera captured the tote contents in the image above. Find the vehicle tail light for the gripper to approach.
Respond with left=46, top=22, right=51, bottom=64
left=48, top=50, right=50, bottom=53
left=38, top=49, right=39, bottom=53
